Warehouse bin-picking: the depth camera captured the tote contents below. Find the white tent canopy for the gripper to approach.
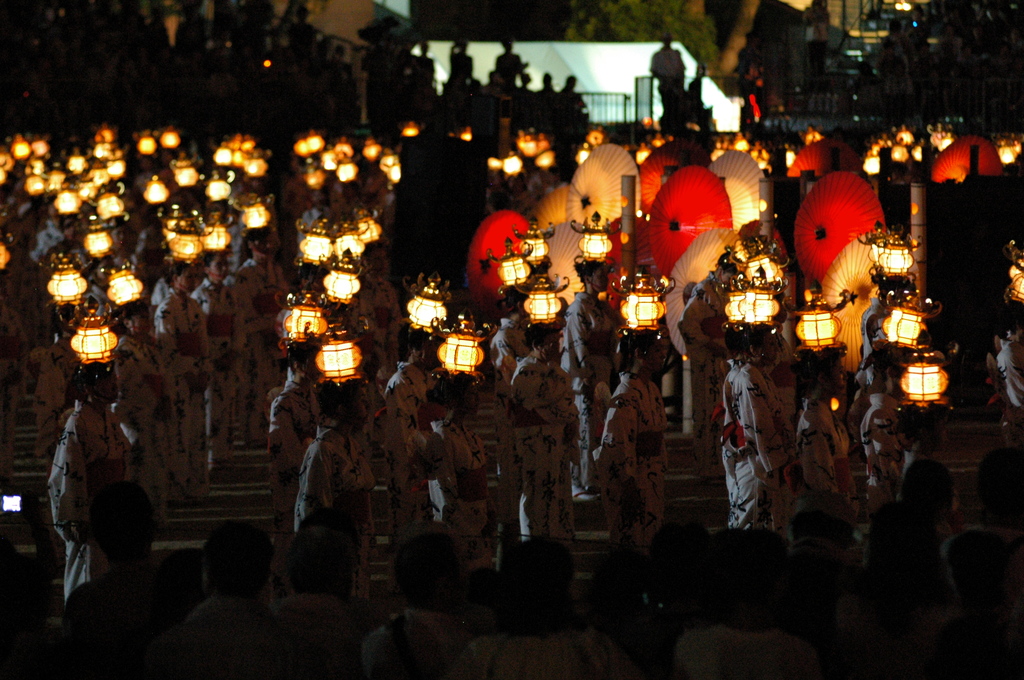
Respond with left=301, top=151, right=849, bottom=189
left=423, top=41, right=741, bottom=132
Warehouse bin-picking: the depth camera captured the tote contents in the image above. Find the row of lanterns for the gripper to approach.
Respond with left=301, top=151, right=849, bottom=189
left=292, top=130, right=401, bottom=186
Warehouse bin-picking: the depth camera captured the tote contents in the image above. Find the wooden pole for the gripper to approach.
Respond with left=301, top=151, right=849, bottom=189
left=621, top=175, right=637, bottom=280
left=759, top=176, right=774, bottom=237
left=911, top=182, right=927, bottom=296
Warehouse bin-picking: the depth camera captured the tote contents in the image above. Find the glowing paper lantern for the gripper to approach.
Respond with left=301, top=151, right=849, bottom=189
left=794, top=289, right=846, bottom=350
left=571, top=212, right=617, bottom=262
left=406, top=272, right=451, bottom=329
left=317, top=331, right=363, bottom=382
left=616, top=266, right=674, bottom=330
left=71, top=313, right=118, bottom=363
left=436, top=311, right=491, bottom=375
left=487, top=238, right=531, bottom=288
left=206, top=170, right=234, bottom=202
left=284, top=292, right=328, bottom=342
left=517, top=272, right=568, bottom=324
left=106, top=266, right=145, bottom=306
left=159, top=127, right=181, bottom=149
left=514, top=220, right=556, bottom=265
left=323, top=252, right=362, bottom=305
left=201, top=213, right=231, bottom=252
left=83, top=223, right=115, bottom=259
left=55, top=188, right=83, bottom=215
left=143, top=176, right=170, bottom=205
left=901, top=351, right=949, bottom=404
left=171, top=158, right=200, bottom=188
left=298, top=218, right=335, bottom=264
left=47, top=255, right=89, bottom=304
left=467, top=210, right=531, bottom=320
left=336, top=158, right=358, bottom=183
left=355, top=214, right=382, bottom=245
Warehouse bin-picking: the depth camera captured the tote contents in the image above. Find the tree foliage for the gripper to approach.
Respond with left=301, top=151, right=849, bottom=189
left=565, top=0, right=719, bottom=66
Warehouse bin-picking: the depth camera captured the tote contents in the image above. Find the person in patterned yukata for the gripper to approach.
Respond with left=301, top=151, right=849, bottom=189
left=269, top=342, right=321, bottom=590
left=509, top=322, right=577, bottom=542
left=562, top=260, right=619, bottom=498
left=721, top=325, right=795, bottom=533
left=360, top=242, right=402, bottom=383
left=424, top=373, right=495, bottom=571
left=383, top=326, right=443, bottom=535
left=0, top=271, right=27, bottom=487
left=34, top=307, right=78, bottom=462
left=113, top=302, right=170, bottom=523
left=679, top=255, right=735, bottom=479
left=490, top=289, right=531, bottom=535
left=191, top=250, right=242, bottom=469
left=595, top=329, right=670, bottom=548
left=49, top=361, right=132, bottom=599
left=295, top=379, right=376, bottom=598
left=995, top=302, right=1024, bottom=448
left=794, top=349, right=853, bottom=499
left=154, top=261, right=210, bottom=500
left=860, top=345, right=909, bottom=516
left=230, top=226, right=287, bottom=447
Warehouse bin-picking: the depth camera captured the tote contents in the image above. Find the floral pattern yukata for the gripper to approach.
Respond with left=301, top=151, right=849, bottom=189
left=679, top=274, right=728, bottom=477
left=996, top=338, right=1024, bottom=448
left=722, top=359, right=794, bottom=533
left=33, top=337, right=78, bottom=461
left=562, top=291, right=618, bottom=492
left=860, top=392, right=907, bottom=515
left=49, top=401, right=131, bottom=599
left=383, top=362, right=438, bottom=535
left=490, top=317, right=530, bottom=528
left=155, top=292, right=211, bottom=500
left=796, top=397, right=851, bottom=495
left=509, top=356, right=577, bottom=541
left=295, top=425, right=377, bottom=598
left=192, top=278, right=242, bottom=465
left=424, top=420, right=494, bottom=571
left=596, top=372, right=668, bottom=547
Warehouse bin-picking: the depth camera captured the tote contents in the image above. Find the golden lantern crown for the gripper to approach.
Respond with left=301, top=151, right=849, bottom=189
left=614, top=266, right=675, bottom=331
left=362, top=137, right=382, bottom=162
left=54, top=184, right=84, bottom=215
left=82, top=217, right=115, bottom=259
left=405, top=272, right=452, bottom=330
left=321, top=148, right=340, bottom=171
left=332, top=138, right=356, bottom=159
left=205, top=168, right=235, bottom=202
left=0, top=208, right=12, bottom=270
left=159, top=204, right=206, bottom=263
left=284, top=290, right=329, bottom=343
left=859, top=222, right=917, bottom=279
left=106, top=153, right=127, bottom=180
left=575, top=143, right=592, bottom=166
left=293, top=131, right=325, bottom=158
left=135, top=131, right=158, bottom=156
left=201, top=211, right=232, bottom=252
left=105, top=262, right=145, bottom=306
left=723, top=269, right=787, bottom=327
left=46, top=252, right=89, bottom=305
left=881, top=289, right=941, bottom=348
left=30, top=137, right=50, bottom=158
left=794, top=288, right=849, bottom=352
left=514, top=219, right=556, bottom=265
left=516, top=131, right=541, bottom=158
left=333, top=219, right=366, bottom=259
left=70, top=299, right=119, bottom=364
left=355, top=210, right=382, bottom=245
left=297, top=217, right=336, bottom=264
left=143, top=175, right=170, bottom=205
left=93, top=124, right=117, bottom=145
left=335, top=156, right=359, bottom=183
left=586, top=127, right=607, bottom=147
left=95, top=183, right=127, bottom=221
left=213, top=143, right=234, bottom=166
left=728, top=233, right=789, bottom=284
left=571, top=212, right=620, bottom=263
left=535, top=149, right=556, bottom=170
left=231, top=193, right=274, bottom=232
left=24, top=173, right=46, bottom=197
left=502, top=153, right=524, bottom=176
left=316, top=324, right=364, bottom=383
left=899, top=346, right=950, bottom=406
left=401, top=121, right=421, bottom=138
left=1004, top=240, right=1024, bottom=304
left=515, top=271, right=569, bottom=325
left=87, top=161, right=111, bottom=188
left=379, top=149, right=401, bottom=184
left=10, top=135, right=32, bottom=161
left=487, top=238, right=531, bottom=288
left=170, top=156, right=200, bottom=188
left=244, top=151, right=270, bottom=178
left=303, top=161, right=327, bottom=190
left=435, top=310, right=493, bottom=377
left=323, top=250, right=363, bottom=305
left=159, top=127, right=181, bottom=150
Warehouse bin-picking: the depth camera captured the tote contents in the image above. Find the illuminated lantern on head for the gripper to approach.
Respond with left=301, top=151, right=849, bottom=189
left=213, top=144, right=233, bottom=166
left=571, top=212, right=617, bottom=262
left=723, top=270, right=786, bottom=327
left=635, top=144, right=652, bottom=165
left=206, top=170, right=234, bottom=202
left=23, top=174, right=46, bottom=197
left=233, top=194, right=273, bottom=230
left=171, top=157, right=200, bottom=188
left=517, top=272, right=568, bottom=324
left=323, top=251, right=362, bottom=304
left=45, top=167, right=66, bottom=193
left=859, top=223, right=918, bottom=279
left=900, top=350, right=950, bottom=404
left=514, top=220, right=556, bottom=265
left=298, top=218, right=335, bottom=264
left=336, top=157, right=358, bottom=183
left=881, top=290, right=941, bottom=349
left=47, top=254, right=89, bottom=304
left=136, top=133, right=158, bottom=156
left=729, top=235, right=787, bottom=284
left=794, top=289, right=846, bottom=350
left=55, top=187, right=83, bottom=215
left=70, top=303, right=119, bottom=364
left=317, top=329, right=363, bottom=382
left=363, top=137, right=382, bottom=162
left=576, top=144, right=592, bottom=165
left=244, top=155, right=269, bottom=178
left=406, top=272, right=451, bottom=330
left=487, top=238, right=531, bottom=287
left=617, top=267, right=674, bottom=330
left=355, top=213, right=382, bottom=245
left=143, top=176, right=170, bottom=204
left=535, top=150, right=556, bottom=170
left=436, top=311, right=491, bottom=376
left=31, top=138, right=50, bottom=158
left=201, top=212, right=231, bottom=252
left=379, top=150, right=401, bottom=183
left=106, top=156, right=126, bottom=180
left=106, top=265, right=145, bottom=306
left=502, top=154, right=523, bottom=176
left=284, top=292, right=328, bottom=342
left=83, top=221, right=115, bottom=258
left=332, top=220, right=365, bottom=259
left=159, top=127, right=181, bottom=149
left=401, top=122, right=421, bottom=137
left=161, top=205, right=205, bottom=263
left=10, top=135, right=31, bottom=161
left=96, top=189, right=126, bottom=221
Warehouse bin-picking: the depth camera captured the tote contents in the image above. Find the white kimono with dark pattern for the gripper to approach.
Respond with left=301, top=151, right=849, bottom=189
left=509, top=356, right=577, bottom=541
left=491, top=317, right=530, bottom=528
left=155, top=292, right=211, bottom=500
left=49, top=401, right=131, bottom=599
left=295, top=425, right=376, bottom=598
left=113, top=335, right=169, bottom=522
left=997, top=339, right=1024, bottom=448
left=424, top=420, right=493, bottom=571
left=383, top=362, right=437, bottom=534
left=860, top=392, right=907, bottom=515
left=192, top=278, right=243, bottom=464
left=269, top=373, right=321, bottom=535
left=0, top=298, right=26, bottom=484
left=722, top=360, right=795, bottom=533
left=562, top=291, right=618, bottom=491
left=229, top=257, right=287, bottom=445
left=360, top=273, right=402, bottom=379
left=33, top=337, right=78, bottom=461
left=679, top=274, right=728, bottom=476
left=796, top=397, right=850, bottom=495
left=856, top=297, right=888, bottom=389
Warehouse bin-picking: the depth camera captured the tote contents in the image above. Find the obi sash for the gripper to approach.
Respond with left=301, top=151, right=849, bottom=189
left=86, top=457, right=126, bottom=499
left=252, top=292, right=280, bottom=316
left=416, top=403, right=447, bottom=431
left=374, top=306, right=391, bottom=330
left=176, top=332, right=202, bottom=358
left=456, top=466, right=489, bottom=502
left=207, top=314, right=234, bottom=338
left=635, top=431, right=665, bottom=460
left=0, top=335, right=22, bottom=360
left=142, top=373, right=164, bottom=399
left=587, top=329, right=613, bottom=357
left=699, top=316, right=727, bottom=339
left=722, top=419, right=746, bottom=449
left=508, top=403, right=548, bottom=428
left=336, top=489, right=371, bottom=527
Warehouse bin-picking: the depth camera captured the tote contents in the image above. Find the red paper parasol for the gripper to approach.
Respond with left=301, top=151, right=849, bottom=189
left=466, top=209, right=531, bottom=321
left=639, top=140, right=712, bottom=214
left=645, top=165, right=732, bottom=278
left=931, top=135, right=1003, bottom=183
left=793, top=171, right=884, bottom=284
left=787, top=139, right=861, bottom=178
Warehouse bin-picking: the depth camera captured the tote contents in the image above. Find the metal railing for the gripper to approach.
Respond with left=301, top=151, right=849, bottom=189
left=580, top=92, right=633, bottom=125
